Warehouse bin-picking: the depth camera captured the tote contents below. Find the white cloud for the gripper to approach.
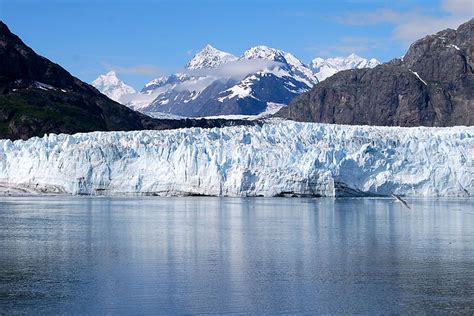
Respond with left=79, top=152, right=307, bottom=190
left=442, top=0, right=473, bottom=14
left=392, top=15, right=469, bottom=43
left=338, top=9, right=408, bottom=26
left=306, top=36, right=386, bottom=57
left=339, top=0, right=473, bottom=43
left=185, top=59, right=282, bottom=81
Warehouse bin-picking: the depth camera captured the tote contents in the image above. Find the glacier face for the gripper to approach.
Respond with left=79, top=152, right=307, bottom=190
left=0, top=121, right=471, bottom=197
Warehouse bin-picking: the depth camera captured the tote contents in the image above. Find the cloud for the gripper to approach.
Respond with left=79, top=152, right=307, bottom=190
left=306, top=36, right=386, bottom=58
left=392, top=15, right=469, bottom=43
left=442, top=0, right=473, bottom=13
left=337, top=9, right=409, bottom=26
left=338, top=0, right=473, bottom=43
left=102, top=62, right=164, bottom=76
left=185, top=59, right=282, bottom=81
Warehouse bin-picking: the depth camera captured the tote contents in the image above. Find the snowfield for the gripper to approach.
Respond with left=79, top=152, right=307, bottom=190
left=0, top=121, right=472, bottom=197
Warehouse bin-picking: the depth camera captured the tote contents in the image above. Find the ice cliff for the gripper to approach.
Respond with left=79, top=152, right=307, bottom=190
left=0, top=121, right=471, bottom=197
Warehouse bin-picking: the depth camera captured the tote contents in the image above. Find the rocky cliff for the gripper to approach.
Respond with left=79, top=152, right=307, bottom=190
left=277, top=19, right=473, bottom=126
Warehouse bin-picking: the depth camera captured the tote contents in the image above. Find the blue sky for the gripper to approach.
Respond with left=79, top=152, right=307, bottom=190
left=1, top=0, right=472, bottom=88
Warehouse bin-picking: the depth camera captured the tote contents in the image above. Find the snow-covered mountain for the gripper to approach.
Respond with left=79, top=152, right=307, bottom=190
left=0, top=121, right=471, bottom=197
left=125, top=45, right=240, bottom=114
left=144, top=45, right=318, bottom=117
left=186, top=44, right=237, bottom=70
left=91, top=71, right=136, bottom=102
left=92, top=48, right=378, bottom=117
left=241, top=46, right=317, bottom=87
left=310, top=53, right=380, bottom=82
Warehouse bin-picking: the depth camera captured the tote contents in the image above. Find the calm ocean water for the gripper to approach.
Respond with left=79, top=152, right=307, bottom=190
left=0, top=197, right=473, bottom=314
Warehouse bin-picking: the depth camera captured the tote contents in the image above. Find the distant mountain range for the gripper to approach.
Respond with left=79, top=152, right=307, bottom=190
left=310, top=53, right=380, bottom=82
left=92, top=46, right=379, bottom=117
left=277, top=18, right=474, bottom=127
left=0, top=21, right=257, bottom=140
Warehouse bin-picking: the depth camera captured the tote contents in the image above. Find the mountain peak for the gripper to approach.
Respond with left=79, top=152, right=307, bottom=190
left=98, top=70, right=120, bottom=83
left=310, top=53, right=380, bottom=81
left=0, top=21, right=10, bottom=33
left=240, top=46, right=317, bottom=87
left=347, top=53, right=360, bottom=59
left=92, top=71, right=136, bottom=102
left=93, top=70, right=120, bottom=85
left=241, top=46, right=287, bottom=62
left=186, top=45, right=237, bottom=70
left=203, top=44, right=217, bottom=51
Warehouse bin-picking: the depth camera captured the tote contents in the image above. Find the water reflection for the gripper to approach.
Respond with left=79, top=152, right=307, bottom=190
left=0, top=197, right=473, bottom=313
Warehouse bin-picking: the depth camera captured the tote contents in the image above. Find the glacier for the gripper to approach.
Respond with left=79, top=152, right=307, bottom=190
left=0, top=121, right=472, bottom=197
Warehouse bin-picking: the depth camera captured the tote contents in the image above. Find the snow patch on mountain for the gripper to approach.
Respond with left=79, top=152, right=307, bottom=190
left=92, top=71, right=136, bottom=102
left=311, top=53, right=380, bottom=82
left=0, top=122, right=471, bottom=197
left=217, top=74, right=259, bottom=102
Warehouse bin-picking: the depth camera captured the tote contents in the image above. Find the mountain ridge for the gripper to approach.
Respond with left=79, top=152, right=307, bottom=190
left=93, top=45, right=378, bottom=117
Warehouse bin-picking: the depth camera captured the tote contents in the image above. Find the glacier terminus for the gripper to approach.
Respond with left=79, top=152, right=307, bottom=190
left=0, top=121, right=471, bottom=197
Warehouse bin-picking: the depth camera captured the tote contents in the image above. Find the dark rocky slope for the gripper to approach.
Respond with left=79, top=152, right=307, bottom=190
left=277, top=19, right=473, bottom=126
left=0, top=22, right=255, bottom=140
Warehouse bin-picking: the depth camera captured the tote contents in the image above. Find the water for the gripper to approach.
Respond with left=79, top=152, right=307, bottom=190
left=0, top=197, right=473, bottom=314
